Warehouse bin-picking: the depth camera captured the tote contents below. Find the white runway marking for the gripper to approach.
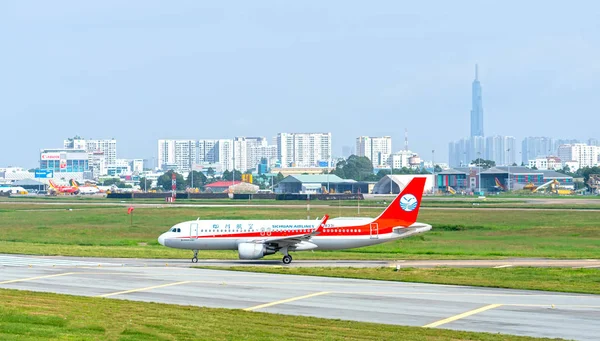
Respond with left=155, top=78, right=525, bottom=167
left=0, top=255, right=121, bottom=267
left=493, top=264, right=514, bottom=268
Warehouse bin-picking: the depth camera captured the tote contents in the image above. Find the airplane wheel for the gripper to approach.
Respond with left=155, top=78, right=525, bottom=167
left=192, top=257, right=198, bottom=263
left=282, top=255, right=292, bottom=264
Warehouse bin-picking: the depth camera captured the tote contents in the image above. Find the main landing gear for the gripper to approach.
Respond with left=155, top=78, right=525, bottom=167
left=281, top=246, right=293, bottom=264
left=191, top=250, right=199, bottom=263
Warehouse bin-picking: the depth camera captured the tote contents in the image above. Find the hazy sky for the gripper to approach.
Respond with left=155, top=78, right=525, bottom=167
left=1, top=1, right=599, bottom=168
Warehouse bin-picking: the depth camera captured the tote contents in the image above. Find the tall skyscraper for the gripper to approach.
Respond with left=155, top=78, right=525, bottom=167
left=356, top=136, right=392, bottom=167
left=470, top=64, right=484, bottom=138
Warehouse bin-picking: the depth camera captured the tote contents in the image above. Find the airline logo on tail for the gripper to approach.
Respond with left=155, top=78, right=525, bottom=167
left=375, top=177, right=426, bottom=227
left=400, top=194, right=418, bottom=212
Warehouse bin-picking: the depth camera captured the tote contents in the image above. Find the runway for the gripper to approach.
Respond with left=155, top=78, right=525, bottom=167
left=1, top=254, right=598, bottom=269
left=1, top=255, right=599, bottom=340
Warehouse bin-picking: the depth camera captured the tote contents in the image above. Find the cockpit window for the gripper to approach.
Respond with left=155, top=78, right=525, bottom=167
left=170, top=227, right=181, bottom=233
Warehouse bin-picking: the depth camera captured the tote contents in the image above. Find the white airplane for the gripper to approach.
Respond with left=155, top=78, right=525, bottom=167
left=158, top=177, right=431, bottom=264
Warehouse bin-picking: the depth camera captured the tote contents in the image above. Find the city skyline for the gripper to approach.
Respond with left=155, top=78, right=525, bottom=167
left=2, top=2, right=600, bottom=168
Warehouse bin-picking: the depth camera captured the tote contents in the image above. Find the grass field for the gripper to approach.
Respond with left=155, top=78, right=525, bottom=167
left=203, top=266, right=600, bottom=295
left=0, top=288, right=556, bottom=341
left=0, top=202, right=599, bottom=259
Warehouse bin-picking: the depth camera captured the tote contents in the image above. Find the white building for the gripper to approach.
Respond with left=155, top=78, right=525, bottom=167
left=233, top=137, right=249, bottom=172
left=106, top=159, right=131, bottom=176
left=277, top=133, right=332, bottom=168
left=216, top=139, right=234, bottom=171
left=528, top=156, right=562, bottom=170
left=388, top=150, right=419, bottom=169
left=253, top=145, right=278, bottom=168
left=158, top=139, right=223, bottom=172
left=129, top=159, right=144, bottom=173
left=557, top=144, right=600, bottom=169
left=64, top=137, right=117, bottom=176
left=356, top=136, right=392, bottom=167
left=39, top=148, right=91, bottom=181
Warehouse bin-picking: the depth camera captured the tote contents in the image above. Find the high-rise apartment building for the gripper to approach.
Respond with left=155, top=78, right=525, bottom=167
left=521, top=137, right=554, bottom=164
left=216, top=139, right=234, bottom=171
left=64, top=137, right=117, bottom=175
left=557, top=144, right=600, bottom=169
left=356, top=136, right=392, bottom=167
left=485, top=135, right=516, bottom=166
left=277, top=133, right=332, bottom=168
left=504, top=136, right=516, bottom=166
left=158, top=139, right=228, bottom=172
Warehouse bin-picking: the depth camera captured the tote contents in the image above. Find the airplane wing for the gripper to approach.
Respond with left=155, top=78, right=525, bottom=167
left=251, top=215, right=329, bottom=247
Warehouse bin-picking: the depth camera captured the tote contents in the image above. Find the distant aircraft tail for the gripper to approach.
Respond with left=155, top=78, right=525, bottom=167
left=48, top=180, right=57, bottom=189
left=374, top=177, right=426, bottom=227
left=494, top=177, right=506, bottom=190
left=69, top=179, right=80, bottom=189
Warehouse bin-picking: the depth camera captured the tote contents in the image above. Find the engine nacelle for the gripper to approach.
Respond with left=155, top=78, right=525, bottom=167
left=238, top=242, right=276, bottom=260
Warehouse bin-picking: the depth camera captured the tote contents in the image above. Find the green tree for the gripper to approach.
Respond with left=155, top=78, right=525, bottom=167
left=576, top=166, right=600, bottom=190
left=138, top=177, right=151, bottom=191
left=332, top=155, right=374, bottom=181
left=274, top=172, right=285, bottom=185
left=186, top=171, right=207, bottom=189
left=434, top=165, right=442, bottom=173
left=102, top=178, right=121, bottom=186
left=157, top=170, right=186, bottom=191
left=471, top=158, right=495, bottom=169
left=206, top=167, right=215, bottom=178
left=221, top=170, right=242, bottom=181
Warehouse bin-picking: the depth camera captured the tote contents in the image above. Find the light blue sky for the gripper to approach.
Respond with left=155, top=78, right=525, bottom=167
left=1, top=1, right=599, bottom=168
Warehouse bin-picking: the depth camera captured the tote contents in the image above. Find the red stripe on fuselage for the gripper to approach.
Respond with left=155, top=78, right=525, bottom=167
left=175, top=224, right=404, bottom=239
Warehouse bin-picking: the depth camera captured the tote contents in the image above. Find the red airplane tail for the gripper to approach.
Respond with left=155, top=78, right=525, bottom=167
left=48, top=180, right=58, bottom=189
left=374, top=177, right=427, bottom=227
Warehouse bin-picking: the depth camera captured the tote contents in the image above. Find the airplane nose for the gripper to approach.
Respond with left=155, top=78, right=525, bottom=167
left=158, top=234, right=165, bottom=246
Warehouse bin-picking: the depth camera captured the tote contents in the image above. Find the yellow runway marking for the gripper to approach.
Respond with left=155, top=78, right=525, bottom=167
left=97, top=281, right=192, bottom=298
left=0, top=272, right=75, bottom=285
left=244, top=291, right=330, bottom=311
left=423, top=304, right=502, bottom=328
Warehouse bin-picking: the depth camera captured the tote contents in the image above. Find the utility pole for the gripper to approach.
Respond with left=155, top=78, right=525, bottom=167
left=477, top=152, right=481, bottom=195
left=432, top=149, right=435, bottom=195
left=506, top=148, right=511, bottom=191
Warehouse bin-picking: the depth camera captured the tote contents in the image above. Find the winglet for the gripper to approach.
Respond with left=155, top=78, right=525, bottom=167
left=312, top=214, right=329, bottom=235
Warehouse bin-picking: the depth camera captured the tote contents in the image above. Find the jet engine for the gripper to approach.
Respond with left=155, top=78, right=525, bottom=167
left=237, top=242, right=277, bottom=260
